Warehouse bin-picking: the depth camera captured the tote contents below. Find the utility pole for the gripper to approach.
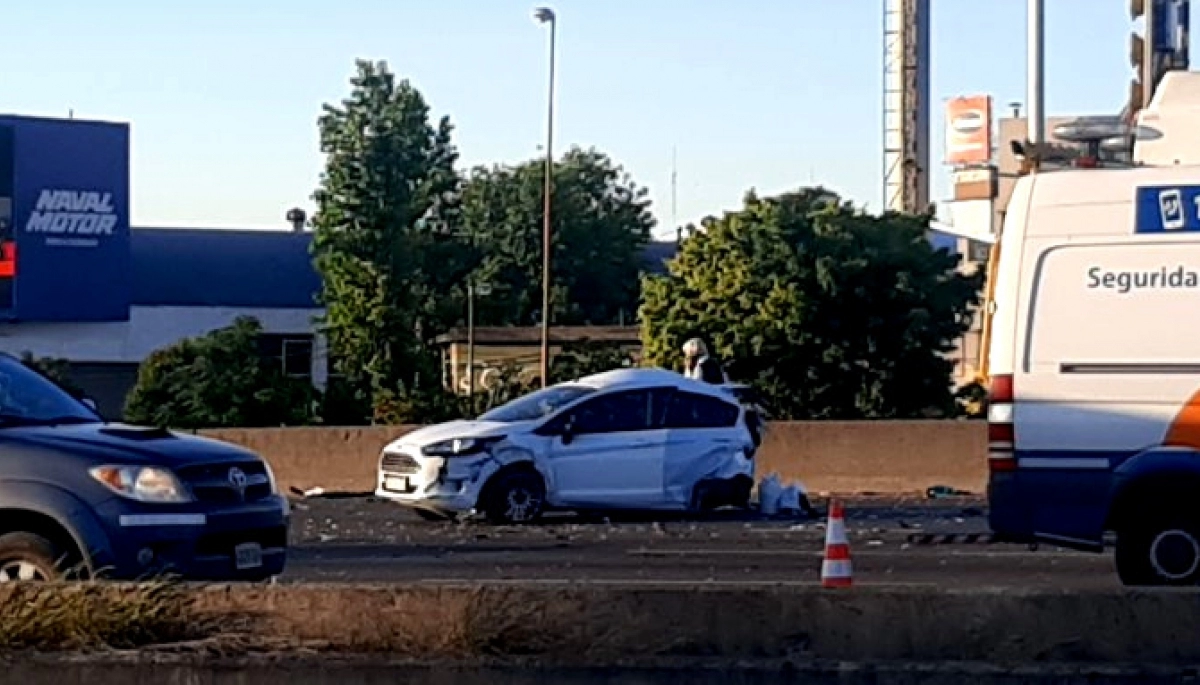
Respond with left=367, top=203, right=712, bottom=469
left=534, top=7, right=557, bottom=388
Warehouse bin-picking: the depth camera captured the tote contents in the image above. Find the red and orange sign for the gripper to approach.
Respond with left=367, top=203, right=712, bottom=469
left=0, top=241, right=15, bottom=279
left=945, top=95, right=993, bottom=165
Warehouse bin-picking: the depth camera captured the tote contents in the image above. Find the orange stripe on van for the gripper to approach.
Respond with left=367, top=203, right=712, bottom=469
left=1164, top=389, right=1200, bottom=449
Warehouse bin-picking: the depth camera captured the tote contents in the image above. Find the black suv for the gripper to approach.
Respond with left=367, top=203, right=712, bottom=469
left=0, top=352, right=288, bottom=582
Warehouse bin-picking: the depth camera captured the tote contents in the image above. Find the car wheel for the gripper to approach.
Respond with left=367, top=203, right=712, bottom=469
left=728, top=475, right=753, bottom=510
left=483, top=470, right=546, bottom=525
left=691, top=476, right=753, bottom=514
left=1116, top=513, right=1200, bottom=586
left=0, top=532, right=65, bottom=582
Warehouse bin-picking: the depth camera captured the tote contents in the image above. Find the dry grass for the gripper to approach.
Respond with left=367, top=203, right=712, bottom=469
left=0, top=581, right=214, bottom=651
left=0, top=583, right=707, bottom=661
left=452, top=587, right=644, bottom=660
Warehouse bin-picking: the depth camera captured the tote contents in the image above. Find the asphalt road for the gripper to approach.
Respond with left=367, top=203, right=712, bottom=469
left=279, top=496, right=1120, bottom=588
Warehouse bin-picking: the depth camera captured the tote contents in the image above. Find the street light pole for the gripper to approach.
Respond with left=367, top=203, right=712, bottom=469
left=534, top=6, right=556, bottom=388
left=465, top=279, right=492, bottom=415
left=467, top=281, right=476, bottom=404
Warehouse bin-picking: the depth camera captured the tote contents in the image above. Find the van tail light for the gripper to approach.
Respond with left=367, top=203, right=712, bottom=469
left=987, top=374, right=1017, bottom=473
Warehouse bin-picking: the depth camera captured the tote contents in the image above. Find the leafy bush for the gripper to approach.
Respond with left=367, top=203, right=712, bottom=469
left=124, top=316, right=318, bottom=429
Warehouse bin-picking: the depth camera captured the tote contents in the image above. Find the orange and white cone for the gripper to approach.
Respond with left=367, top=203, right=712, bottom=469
left=821, top=499, right=853, bottom=588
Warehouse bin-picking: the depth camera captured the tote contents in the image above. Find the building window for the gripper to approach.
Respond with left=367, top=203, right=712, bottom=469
left=282, top=338, right=314, bottom=378
left=967, top=239, right=991, bottom=264
left=259, top=334, right=313, bottom=380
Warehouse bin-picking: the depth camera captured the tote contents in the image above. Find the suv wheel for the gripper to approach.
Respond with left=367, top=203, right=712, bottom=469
left=0, top=532, right=64, bottom=582
left=483, top=470, right=545, bottom=525
left=1116, top=513, right=1200, bottom=586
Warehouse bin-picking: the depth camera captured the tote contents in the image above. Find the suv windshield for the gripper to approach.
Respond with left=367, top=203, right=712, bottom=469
left=0, top=355, right=100, bottom=426
left=479, top=384, right=597, bottom=423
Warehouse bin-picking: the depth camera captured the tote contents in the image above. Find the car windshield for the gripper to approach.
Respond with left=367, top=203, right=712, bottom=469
left=478, top=383, right=598, bottom=423
left=0, top=355, right=100, bottom=426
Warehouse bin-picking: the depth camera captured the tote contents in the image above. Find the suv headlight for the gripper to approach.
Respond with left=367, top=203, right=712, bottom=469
left=89, top=465, right=193, bottom=504
left=421, top=436, right=501, bottom=458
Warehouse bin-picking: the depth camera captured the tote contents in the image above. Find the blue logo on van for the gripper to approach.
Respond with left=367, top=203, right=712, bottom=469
left=1136, top=185, right=1200, bottom=232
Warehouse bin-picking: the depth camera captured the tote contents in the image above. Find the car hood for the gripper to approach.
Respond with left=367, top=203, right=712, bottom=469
left=0, top=422, right=260, bottom=466
left=391, top=419, right=534, bottom=449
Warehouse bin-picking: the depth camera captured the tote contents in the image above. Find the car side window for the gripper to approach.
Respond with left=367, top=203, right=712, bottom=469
left=570, top=389, right=654, bottom=434
left=664, top=391, right=739, bottom=429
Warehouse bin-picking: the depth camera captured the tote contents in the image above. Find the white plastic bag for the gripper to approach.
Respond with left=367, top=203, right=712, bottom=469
left=778, top=484, right=801, bottom=514
left=758, top=473, right=782, bottom=516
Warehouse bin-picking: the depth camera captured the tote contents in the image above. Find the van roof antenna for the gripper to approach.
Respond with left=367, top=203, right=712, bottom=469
left=1052, top=116, right=1133, bottom=167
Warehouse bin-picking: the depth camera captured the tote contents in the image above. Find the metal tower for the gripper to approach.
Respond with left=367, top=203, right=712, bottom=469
left=882, top=0, right=931, bottom=214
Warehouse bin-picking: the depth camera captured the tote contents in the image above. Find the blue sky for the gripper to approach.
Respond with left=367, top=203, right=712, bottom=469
left=0, top=1, right=1160, bottom=238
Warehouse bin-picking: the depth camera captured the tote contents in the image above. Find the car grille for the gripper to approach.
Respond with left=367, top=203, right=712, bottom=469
left=380, top=451, right=420, bottom=474
left=176, top=461, right=273, bottom=504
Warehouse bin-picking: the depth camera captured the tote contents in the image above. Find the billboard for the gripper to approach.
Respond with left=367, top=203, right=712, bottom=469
left=0, top=116, right=131, bottom=322
left=0, top=126, right=14, bottom=312
left=944, top=95, right=993, bottom=165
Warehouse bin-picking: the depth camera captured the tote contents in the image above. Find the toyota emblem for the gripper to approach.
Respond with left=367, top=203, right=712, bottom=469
left=228, top=467, right=248, bottom=500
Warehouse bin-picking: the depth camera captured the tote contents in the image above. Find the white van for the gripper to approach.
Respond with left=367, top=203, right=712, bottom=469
left=987, top=71, right=1200, bottom=587
left=986, top=161, right=1200, bottom=586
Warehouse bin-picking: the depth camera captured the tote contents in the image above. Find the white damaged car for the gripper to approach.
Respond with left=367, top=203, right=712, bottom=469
left=375, top=368, right=759, bottom=524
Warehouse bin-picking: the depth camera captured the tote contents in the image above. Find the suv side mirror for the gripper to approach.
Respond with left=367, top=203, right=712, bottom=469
left=82, top=397, right=98, bottom=412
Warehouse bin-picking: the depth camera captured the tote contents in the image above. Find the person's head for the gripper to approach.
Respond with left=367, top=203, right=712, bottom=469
left=682, top=338, right=708, bottom=368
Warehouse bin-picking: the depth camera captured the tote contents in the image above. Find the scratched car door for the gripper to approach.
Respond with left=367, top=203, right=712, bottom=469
left=548, top=388, right=667, bottom=508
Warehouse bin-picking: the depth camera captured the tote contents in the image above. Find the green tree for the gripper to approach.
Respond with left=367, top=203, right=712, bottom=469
left=124, top=317, right=317, bottom=429
left=639, top=187, right=982, bottom=419
left=310, top=59, right=470, bottom=422
left=459, top=148, right=655, bottom=327
left=550, top=340, right=636, bottom=383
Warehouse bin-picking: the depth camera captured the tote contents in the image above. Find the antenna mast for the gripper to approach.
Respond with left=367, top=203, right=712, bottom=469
left=671, top=146, right=678, bottom=234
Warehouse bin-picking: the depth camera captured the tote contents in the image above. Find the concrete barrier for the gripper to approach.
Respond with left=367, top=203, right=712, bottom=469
left=198, top=421, right=987, bottom=497
left=198, top=426, right=419, bottom=495
left=6, top=583, right=1200, bottom=668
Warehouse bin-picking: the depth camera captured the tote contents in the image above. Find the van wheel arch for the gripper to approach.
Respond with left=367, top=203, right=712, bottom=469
left=1108, top=473, right=1200, bottom=533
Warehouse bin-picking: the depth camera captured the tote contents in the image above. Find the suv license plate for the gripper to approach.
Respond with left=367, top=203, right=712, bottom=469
left=234, top=542, right=263, bottom=570
left=384, top=476, right=409, bottom=492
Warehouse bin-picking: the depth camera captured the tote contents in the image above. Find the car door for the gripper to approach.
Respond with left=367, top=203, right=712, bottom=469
left=661, top=390, right=746, bottom=505
left=546, top=388, right=668, bottom=508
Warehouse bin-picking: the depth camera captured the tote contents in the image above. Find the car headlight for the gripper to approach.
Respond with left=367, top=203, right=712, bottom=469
left=421, top=436, right=501, bottom=458
left=89, top=465, right=193, bottom=504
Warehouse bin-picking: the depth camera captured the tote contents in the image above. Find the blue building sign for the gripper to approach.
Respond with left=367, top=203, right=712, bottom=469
left=0, top=115, right=131, bottom=321
left=1134, top=184, right=1200, bottom=233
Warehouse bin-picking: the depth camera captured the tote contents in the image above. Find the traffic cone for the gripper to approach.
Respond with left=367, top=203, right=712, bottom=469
left=821, top=499, right=853, bottom=588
